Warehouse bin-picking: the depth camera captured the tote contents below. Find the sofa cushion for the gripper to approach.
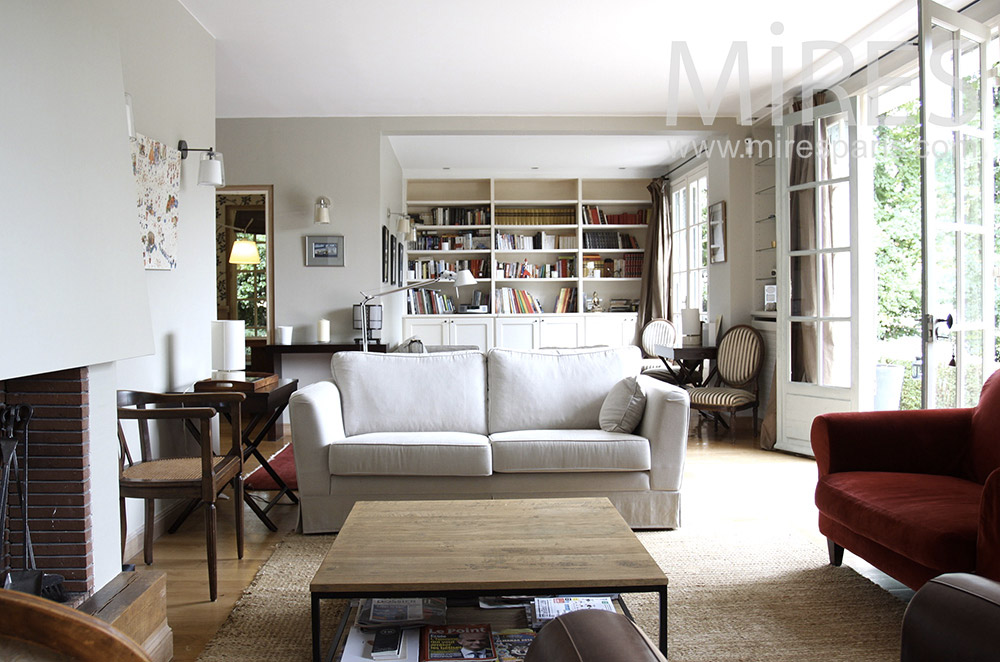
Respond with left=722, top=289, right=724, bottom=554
left=600, top=377, right=646, bottom=433
left=331, top=351, right=488, bottom=436
left=328, top=431, right=492, bottom=476
left=490, top=429, right=650, bottom=473
left=488, top=347, right=642, bottom=433
left=816, top=471, right=981, bottom=571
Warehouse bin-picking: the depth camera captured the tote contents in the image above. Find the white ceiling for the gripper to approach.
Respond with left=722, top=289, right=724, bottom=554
left=178, top=0, right=939, bottom=171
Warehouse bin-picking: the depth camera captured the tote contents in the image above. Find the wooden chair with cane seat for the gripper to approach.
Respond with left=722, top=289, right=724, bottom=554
left=685, top=324, right=765, bottom=443
left=117, top=390, right=245, bottom=601
left=0, top=587, right=151, bottom=661
left=638, top=318, right=680, bottom=383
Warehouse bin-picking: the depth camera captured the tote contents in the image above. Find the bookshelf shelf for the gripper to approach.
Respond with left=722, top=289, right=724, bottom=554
left=401, top=177, right=652, bottom=349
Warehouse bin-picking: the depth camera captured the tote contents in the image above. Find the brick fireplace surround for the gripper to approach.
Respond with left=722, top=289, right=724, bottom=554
left=0, top=367, right=94, bottom=594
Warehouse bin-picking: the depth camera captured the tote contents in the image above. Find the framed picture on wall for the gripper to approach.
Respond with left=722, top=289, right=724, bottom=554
left=397, top=242, right=404, bottom=286
left=708, top=201, right=727, bottom=264
left=304, top=235, right=344, bottom=266
left=382, top=225, right=389, bottom=282
left=390, top=235, right=398, bottom=285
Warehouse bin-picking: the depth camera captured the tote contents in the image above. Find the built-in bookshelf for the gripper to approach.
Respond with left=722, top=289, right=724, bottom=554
left=401, top=178, right=650, bottom=350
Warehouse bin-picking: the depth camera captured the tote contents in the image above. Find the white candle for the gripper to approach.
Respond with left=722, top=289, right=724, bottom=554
left=317, top=318, right=330, bottom=343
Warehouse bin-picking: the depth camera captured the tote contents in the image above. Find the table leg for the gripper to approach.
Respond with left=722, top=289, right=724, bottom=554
left=659, top=587, right=668, bottom=657
left=312, top=593, right=321, bottom=662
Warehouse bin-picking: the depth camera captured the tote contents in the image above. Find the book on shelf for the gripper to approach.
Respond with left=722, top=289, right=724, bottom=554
left=582, top=205, right=648, bottom=226
left=494, top=207, right=574, bottom=226
left=357, top=598, right=448, bottom=631
left=420, top=624, right=497, bottom=662
left=492, top=630, right=535, bottom=662
left=423, top=206, right=491, bottom=226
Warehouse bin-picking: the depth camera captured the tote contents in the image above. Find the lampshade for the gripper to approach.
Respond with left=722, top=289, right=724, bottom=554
left=229, top=239, right=260, bottom=264
left=353, top=304, right=383, bottom=333
left=453, top=269, right=476, bottom=288
left=211, top=320, right=245, bottom=372
left=198, top=151, right=225, bottom=187
left=315, top=197, right=332, bottom=224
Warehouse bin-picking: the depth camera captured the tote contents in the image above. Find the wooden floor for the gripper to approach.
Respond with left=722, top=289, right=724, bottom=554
left=127, top=417, right=911, bottom=662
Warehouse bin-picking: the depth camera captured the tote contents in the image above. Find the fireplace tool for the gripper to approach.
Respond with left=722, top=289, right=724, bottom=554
left=0, top=403, right=66, bottom=601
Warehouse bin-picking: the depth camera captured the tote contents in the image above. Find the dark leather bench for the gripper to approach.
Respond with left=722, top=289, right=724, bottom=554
left=525, top=609, right=665, bottom=662
left=901, top=573, right=1000, bottom=662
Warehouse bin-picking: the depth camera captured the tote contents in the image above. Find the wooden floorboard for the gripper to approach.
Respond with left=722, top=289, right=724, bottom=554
left=126, top=416, right=909, bottom=662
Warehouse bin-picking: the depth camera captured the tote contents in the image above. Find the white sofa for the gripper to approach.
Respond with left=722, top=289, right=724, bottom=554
left=288, top=346, right=689, bottom=533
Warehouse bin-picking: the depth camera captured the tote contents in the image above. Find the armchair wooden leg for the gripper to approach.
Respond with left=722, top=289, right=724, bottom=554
left=753, top=405, right=759, bottom=437
left=729, top=411, right=737, bottom=444
left=143, top=499, right=155, bottom=565
left=120, top=497, right=127, bottom=561
left=205, top=502, right=218, bottom=602
left=828, top=539, right=845, bottom=566
left=234, top=475, right=244, bottom=560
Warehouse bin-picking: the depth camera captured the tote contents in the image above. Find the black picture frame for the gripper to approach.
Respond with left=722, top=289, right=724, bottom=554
left=381, top=225, right=389, bottom=282
left=390, top=235, right=398, bottom=285
left=397, top=242, right=404, bottom=286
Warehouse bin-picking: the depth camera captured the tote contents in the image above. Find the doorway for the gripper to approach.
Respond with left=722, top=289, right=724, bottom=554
left=215, top=186, right=274, bottom=353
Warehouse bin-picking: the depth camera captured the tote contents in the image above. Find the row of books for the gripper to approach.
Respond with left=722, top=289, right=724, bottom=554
left=582, top=231, right=640, bottom=250
left=342, top=596, right=617, bottom=662
left=494, top=232, right=577, bottom=251
left=553, top=287, right=578, bottom=313
left=495, top=256, right=575, bottom=279
left=408, top=259, right=490, bottom=280
left=495, top=288, right=544, bottom=314
left=412, top=207, right=491, bottom=226
left=407, top=289, right=456, bottom=315
left=582, top=205, right=648, bottom=226
left=494, top=208, right=575, bottom=226
left=411, top=232, right=490, bottom=251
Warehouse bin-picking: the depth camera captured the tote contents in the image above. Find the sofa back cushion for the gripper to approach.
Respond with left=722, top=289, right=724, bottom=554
left=331, top=351, right=488, bottom=436
left=970, top=368, right=1000, bottom=483
left=487, top=346, right=641, bottom=433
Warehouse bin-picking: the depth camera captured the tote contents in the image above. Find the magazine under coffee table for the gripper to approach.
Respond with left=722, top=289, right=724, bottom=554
left=310, top=497, right=669, bottom=662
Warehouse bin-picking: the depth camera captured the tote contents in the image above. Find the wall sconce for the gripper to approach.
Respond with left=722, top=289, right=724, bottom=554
left=315, top=197, right=332, bottom=224
left=387, top=210, right=416, bottom=242
left=177, top=140, right=225, bottom=187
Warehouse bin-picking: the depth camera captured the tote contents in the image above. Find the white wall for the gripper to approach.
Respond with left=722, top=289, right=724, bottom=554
left=1, top=0, right=217, bottom=589
left=107, top=0, right=218, bottom=563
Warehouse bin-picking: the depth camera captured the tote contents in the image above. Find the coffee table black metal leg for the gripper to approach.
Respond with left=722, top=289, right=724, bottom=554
left=659, top=587, right=668, bottom=658
left=312, top=593, right=321, bottom=662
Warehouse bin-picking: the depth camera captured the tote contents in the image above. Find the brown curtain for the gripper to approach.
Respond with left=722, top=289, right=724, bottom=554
left=636, top=177, right=672, bottom=343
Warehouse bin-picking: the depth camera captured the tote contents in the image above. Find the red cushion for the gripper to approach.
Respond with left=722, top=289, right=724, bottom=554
left=971, top=369, right=1000, bottom=483
left=817, top=472, right=981, bottom=572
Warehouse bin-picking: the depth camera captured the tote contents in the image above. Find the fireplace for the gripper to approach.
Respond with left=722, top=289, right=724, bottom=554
left=0, top=367, right=94, bottom=595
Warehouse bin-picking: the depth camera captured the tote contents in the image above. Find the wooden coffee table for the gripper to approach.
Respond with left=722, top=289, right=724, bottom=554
left=310, top=498, right=668, bottom=662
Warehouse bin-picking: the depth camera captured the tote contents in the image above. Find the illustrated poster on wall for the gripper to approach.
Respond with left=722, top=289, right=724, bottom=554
left=130, top=134, right=180, bottom=270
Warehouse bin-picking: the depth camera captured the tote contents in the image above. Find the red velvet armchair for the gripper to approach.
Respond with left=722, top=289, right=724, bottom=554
left=810, top=369, right=1000, bottom=590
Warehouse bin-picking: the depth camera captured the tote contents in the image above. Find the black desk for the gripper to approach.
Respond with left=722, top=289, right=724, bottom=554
left=178, top=378, right=298, bottom=532
left=250, top=342, right=387, bottom=375
left=654, top=344, right=718, bottom=387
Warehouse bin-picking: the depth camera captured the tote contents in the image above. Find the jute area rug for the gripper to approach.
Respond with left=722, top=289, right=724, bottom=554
left=198, top=520, right=906, bottom=662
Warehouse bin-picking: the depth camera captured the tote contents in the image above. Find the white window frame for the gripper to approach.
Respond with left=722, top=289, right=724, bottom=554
left=670, top=166, right=710, bottom=325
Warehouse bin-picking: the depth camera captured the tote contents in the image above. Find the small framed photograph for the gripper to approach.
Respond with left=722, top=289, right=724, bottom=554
left=708, top=201, right=727, bottom=264
left=305, top=235, right=345, bottom=266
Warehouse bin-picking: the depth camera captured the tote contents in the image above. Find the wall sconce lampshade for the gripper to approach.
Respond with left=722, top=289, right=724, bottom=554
left=228, top=239, right=260, bottom=264
left=177, top=140, right=225, bottom=187
left=315, top=197, right=332, bottom=224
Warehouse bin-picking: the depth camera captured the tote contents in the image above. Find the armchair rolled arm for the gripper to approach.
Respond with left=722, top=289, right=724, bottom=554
left=289, top=381, right=346, bottom=497
left=811, top=408, right=974, bottom=478
left=977, top=467, right=1000, bottom=582
left=636, top=375, right=689, bottom=491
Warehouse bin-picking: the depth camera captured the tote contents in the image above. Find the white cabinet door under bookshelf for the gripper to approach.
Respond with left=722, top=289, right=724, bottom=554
left=402, top=318, right=449, bottom=346
left=495, top=317, right=538, bottom=350
left=583, top=313, right=639, bottom=348
left=451, top=317, right=493, bottom=351
left=538, top=316, right=583, bottom=348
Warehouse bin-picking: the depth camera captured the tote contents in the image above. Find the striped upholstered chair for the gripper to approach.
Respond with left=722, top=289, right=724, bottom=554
left=638, top=318, right=680, bottom=383
left=686, top=324, right=764, bottom=442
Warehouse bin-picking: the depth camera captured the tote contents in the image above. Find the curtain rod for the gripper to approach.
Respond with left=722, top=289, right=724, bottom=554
left=662, top=147, right=708, bottom=178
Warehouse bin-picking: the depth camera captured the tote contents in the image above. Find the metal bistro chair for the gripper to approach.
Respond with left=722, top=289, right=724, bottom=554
left=117, top=390, right=245, bottom=601
left=638, top=318, right=679, bottom=384
left=685, top=324, right=765, bottom=443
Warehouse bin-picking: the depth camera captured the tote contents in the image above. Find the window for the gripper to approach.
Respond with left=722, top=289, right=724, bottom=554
left=234, top=231, right=268, bottom=338
left=670, top=167, right=709, bottom=323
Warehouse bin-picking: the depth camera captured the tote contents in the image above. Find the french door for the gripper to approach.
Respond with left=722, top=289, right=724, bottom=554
left=918, top=0, right=994, bottom=408
left=774, top=98, right=868, bottom=456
